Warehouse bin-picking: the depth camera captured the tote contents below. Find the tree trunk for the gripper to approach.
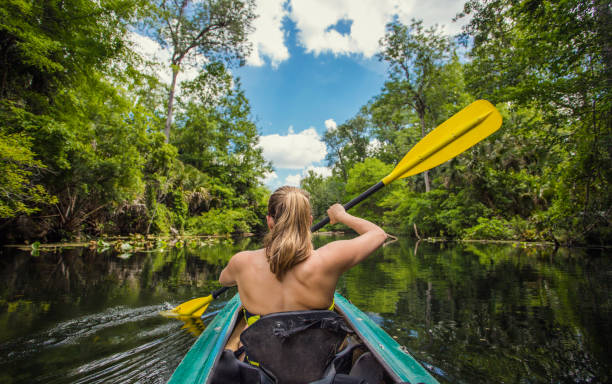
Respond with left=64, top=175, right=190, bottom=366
left=419, top=114, right=431, bottom=192
left=165, top=67, right=180, bottom=143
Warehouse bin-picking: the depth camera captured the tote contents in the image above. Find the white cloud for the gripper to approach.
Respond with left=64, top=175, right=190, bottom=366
left=304, top=165, right=332, bottom=178
left=129, top=0, right=463, bottom=71
left=131, top=1, right=467, bottom=70
left=248, top=0, right=290, bottom=67
left=285, top=173, right=302, bottom=186
left=288, top=0, right=467, bottom=58
left=258, top=127, right=327, bottom=169
left=262, top=170, right=279, bottom=184
left=324, top=118, right=337, bottom=132
left=279, top=166, right=332, bottom=188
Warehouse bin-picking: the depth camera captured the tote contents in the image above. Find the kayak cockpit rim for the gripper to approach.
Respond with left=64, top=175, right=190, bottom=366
left=189, top=292, right=439, bottom=384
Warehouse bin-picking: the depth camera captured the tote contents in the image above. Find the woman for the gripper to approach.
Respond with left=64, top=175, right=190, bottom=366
left=219, top=186, right=386, bottom=323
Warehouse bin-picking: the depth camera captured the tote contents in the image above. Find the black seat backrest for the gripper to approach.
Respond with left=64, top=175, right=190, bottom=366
left=240, top=310, right=352, bottom=384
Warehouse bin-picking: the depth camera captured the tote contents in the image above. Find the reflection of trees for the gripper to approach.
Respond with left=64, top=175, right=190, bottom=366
left=1, top=237, right=609, bottom=382
left=340, top=239, right=611, bottom=383
left=0, top=240, right=255, bottom=340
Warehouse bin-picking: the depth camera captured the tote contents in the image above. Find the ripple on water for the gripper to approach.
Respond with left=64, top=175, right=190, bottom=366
left=0, top=303, right=200, bottom=384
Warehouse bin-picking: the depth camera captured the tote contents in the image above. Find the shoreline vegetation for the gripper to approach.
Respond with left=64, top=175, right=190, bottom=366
left=1, top=0, right=610, bottom=247
left=6, top=233, right=610, bottom=256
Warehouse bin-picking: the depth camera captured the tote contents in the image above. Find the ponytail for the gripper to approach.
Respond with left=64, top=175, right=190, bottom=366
left=264, top=186, right=312, bottom=280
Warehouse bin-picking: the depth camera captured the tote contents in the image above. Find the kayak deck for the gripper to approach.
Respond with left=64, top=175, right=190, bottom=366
left=168, top=292, right=439, bottom=384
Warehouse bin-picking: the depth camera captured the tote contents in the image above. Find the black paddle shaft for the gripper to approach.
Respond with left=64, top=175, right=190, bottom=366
left=213, top=286, right=230, bottom=298
left=310, top=181, right=385, bottom=232
left=212, top=181, right=385, bottom=299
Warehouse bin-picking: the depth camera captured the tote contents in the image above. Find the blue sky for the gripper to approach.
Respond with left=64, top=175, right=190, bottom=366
left=131, top=0, right=468, bottom=189
left=234, top=15, right=388, bottom=188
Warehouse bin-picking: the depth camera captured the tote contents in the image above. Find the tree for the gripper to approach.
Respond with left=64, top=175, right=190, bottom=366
left=300, top=171, right=345, bottom=221
left=147, top=0, right=256, bottom=142
left=0, top=131, right=56, bottom=218
left=378, top=20, right=454, bottom=192
left=0, top=0, right=138, bottom=111
left=344, top=159, right=395, bottom=223
left=323, top=113, right=370, bottom=181
left=459, top=0, right=612, bottom=244
left=173, top=76, right=270, bottom=211
left=0, top=0, right=148, bottom=239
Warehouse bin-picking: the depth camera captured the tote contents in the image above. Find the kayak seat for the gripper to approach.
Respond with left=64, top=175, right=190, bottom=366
left=239, top=310, right=353, bottom=384
left=328, top=341, right=367, bottom=375
left=348, top=352, right=384, bottom=384
left=210, top=349, right=275, bottom=384
left=319, top=342, right=384, bottom=384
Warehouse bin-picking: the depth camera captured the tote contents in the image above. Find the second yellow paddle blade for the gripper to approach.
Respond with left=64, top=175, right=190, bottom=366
left=171, top=295, right=213, bottom=316
left=190, top=302, right=211, bottom=318
left=382, top=100, right=502, bottom=184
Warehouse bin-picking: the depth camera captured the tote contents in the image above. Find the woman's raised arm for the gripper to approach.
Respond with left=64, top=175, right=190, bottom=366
left=316, top=204, right=387, bottom=273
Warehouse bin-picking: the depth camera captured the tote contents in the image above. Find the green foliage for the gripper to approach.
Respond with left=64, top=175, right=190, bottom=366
left=169, top=188, right=188, bottom=231
left=0, top=0, right=138, bottom=108
left=459, top=0, right=612, bottom=244
left=464, top=217, right=514, bottom=240
left=435, top=190, right=491, bottom=238
left=146, top=0, right=257, bottom=140
left=173, top=79, right=270, bottom=205
left=381, top=189, right=446, bottom=236
left=2, top=0, right=610, bottom=245
left=344, top=159, right=395, bottom=223
left=187, top=207, right=258, bottom=235
left=378, top=20, right=464, bottom=192
left=300, top=172, right=345, bottom=221
left=0, top=130, right=56, bottom=217
left=323, top=113, right=370, bottom=181
left=310, top=8, right=604, bottom=244
left=148, top=202, right=171, bottom=234
left=0, top=0, right=270, bottom=241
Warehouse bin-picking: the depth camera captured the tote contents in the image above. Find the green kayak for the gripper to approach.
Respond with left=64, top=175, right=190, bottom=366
left=169, top=292, right=439, bottom=384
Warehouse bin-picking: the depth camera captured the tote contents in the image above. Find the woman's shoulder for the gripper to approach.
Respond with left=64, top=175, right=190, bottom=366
left=232, top=248, right=265, bottom=264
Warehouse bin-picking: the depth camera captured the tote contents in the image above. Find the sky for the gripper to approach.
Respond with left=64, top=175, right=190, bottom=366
left=132, top=0, right=468, bottom=190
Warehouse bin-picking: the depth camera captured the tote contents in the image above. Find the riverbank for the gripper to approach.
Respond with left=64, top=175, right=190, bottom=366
left=4, top=233, right=610, bottom=254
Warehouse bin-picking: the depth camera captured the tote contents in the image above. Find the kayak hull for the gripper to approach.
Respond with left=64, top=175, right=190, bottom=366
left=168, top=292, right=439, bottom=384
left=168, top=294, right=242, bottom=384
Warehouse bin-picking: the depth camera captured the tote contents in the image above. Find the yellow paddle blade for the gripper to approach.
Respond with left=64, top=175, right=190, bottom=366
left=382, top=100, right=502, bottom=185
left=160, top=295, right=213, bottom=317
left=190, top=302, right=211, bottom=318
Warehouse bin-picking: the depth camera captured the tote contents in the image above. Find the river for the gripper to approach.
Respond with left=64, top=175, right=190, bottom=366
left=0, top=236, right=610, bottom=383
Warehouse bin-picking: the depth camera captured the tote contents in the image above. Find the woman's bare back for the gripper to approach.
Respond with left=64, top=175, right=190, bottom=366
left=225, top=248, right=337, bottom=315
left=219, top=205, right=387, bottom=315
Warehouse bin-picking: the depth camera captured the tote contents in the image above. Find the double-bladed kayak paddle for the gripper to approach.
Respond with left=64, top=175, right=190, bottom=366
left=162, top=99, right=502, bottom=318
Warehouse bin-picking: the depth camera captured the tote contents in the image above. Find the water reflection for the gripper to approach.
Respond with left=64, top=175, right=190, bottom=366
left=338, top=241, right=611, bottom=383
left=0, top=238, right=610, bottom=383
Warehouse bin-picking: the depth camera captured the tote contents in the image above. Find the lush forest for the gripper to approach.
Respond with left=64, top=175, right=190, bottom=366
left=1, top=0, right=610, bottom=246
left=302, top=0, right=612, bottom=246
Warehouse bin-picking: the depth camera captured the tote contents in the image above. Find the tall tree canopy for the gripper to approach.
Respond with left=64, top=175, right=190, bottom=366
left=378, top=20, right=454, bottom=192
left=0, top=0, right=269, bottom=241
left=147, top=0, right=256, bottom=141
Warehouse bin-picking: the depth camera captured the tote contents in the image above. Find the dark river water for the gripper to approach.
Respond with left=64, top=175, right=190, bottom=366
left=0, top=236, right=610, bottom=383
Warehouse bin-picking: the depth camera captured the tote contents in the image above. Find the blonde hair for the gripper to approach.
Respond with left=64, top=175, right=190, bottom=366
left=264, top=186, right=313, bottom=280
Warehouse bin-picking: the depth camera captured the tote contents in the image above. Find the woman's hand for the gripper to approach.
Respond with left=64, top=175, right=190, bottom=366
left=327, top=203, right=347, bottom=225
